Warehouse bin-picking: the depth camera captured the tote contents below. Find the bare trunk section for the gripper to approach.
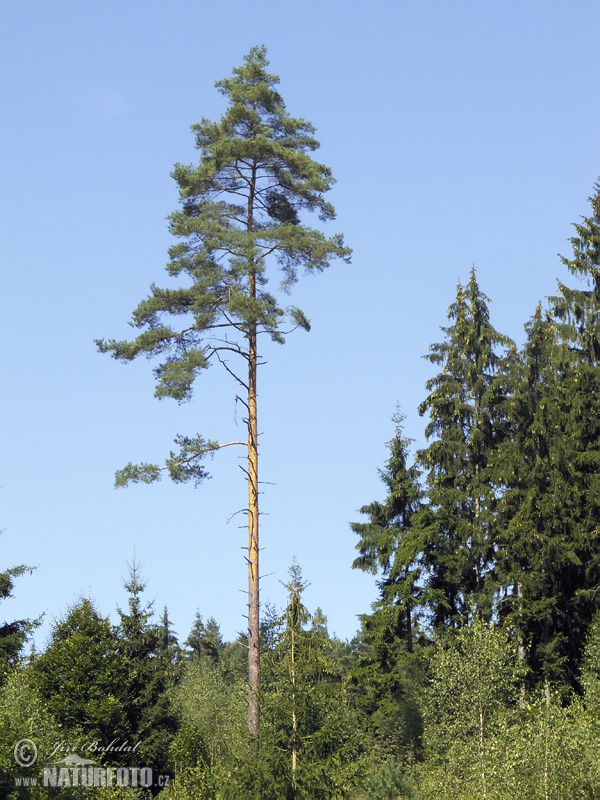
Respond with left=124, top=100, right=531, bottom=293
left=246, top=164, right=260, bottom=742
left=406, top=606, right=413, bottom=654
left=247, top=319, right=260, bottom=740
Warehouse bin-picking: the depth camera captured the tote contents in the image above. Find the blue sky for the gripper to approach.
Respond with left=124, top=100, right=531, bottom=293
left=2, top=1, right=599, bottom=649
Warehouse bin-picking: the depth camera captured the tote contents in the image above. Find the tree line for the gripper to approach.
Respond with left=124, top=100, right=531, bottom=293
left=0, top=551, right=598, bottom=797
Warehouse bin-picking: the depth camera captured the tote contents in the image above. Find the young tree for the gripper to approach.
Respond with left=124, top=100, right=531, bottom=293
left=0, top=667, right=62, bottom=798
left=170, top=660, right=249, bottom=798
left=351, top=413, right=424, bottom=653
left=117, top=562, right=178, bottom=780
left=0, top=530, right=37, bottom=685
left=158, top=605, right=182, bottom=668
left=553, top=180, right=600, bottom=362
left=184, top=612, right=223, bottom=668
left=260, top=563, right=363, bottom=798
left=33, top=598, right=124, bottom=744
left=0, top=563, right=34, bottom=685
left=96, top=46, right=350, bottom=741
left=350, top=416, right=426, bottom=765
left=419, top=618, right=522, bottom=800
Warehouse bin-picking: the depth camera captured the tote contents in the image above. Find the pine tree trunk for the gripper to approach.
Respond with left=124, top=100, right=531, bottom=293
left=247, top=167, right=260, bottom=742
left=247, top=311, right=260, bottom=741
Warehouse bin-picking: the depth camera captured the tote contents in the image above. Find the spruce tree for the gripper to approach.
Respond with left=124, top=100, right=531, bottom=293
left=495, top=183, right=600, bottom=685
left=158, top=605, right=182, bottom=667
left=0, top=561, right=35, bottom=684
left=553, top=180, right=600, bottom=361
left=418, top=269, right=512, bottom=628
left=351, top=414, right=425, bottom=657
left=495, top=307, right=578, bottom=683
left=349, top=418, right=426, bottom=762
left=551, top=184, right=600, bottom=640
left=185, top=611, right=224, bottom=668
left=117, top=562, right=178, bottom=781
left=96, top=46, right=350, bottom=740
left=33, top=598, right=125, bottom=744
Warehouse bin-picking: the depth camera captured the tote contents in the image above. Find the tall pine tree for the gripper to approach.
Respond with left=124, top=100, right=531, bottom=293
left=96, top=46, right=350, bottom=740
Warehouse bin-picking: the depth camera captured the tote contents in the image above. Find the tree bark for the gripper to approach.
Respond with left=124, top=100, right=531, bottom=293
left=246, top=162, right=260, bottom=742
left=247, top=317, right=260, bottom=740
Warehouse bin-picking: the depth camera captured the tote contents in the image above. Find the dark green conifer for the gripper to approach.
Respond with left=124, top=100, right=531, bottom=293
left=33, top=598, right=125, bottom=743
left=117, top=562, right=178, bottom=781
left=418, top=269, right=512, bottom=627
left=0, top=560, right=35, bottom=685
left=494, top=307, right=574, bottom=683
left=553, top=180, right=600, bottom=361
left=260, top=563, right=361, bottom=798
left=495, top=183, right=600, bottom=685
left=351, top=413, right=424, bottom=652
left=185, top=611, right=224, bottom=668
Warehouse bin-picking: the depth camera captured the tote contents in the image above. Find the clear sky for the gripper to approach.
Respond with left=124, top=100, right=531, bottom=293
left=1, top=1, right=599, bottom=649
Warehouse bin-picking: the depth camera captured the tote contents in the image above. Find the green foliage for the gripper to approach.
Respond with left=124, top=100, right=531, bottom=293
left=184, top=613, right=223, bottom=668
left=578, top=612, right=600, bottom=794
left=258, top=564, right=365, bottom=798
left=351, top=413, right=424, bottom=653
left=553, top=180, right=600, bottom=361
left=33, top=598, right=125, bottom=744
left=0, top=666, right=62, bottom=798
left=417, top=269, right=513, bottom=628
left=0, top=534, right=38, bottom=686
left=493, top=186, right=600, bottom=686
left=158, top=606, right=182, bottom=669
left=494, top=307, right=590, bottom=685
left=96, top=45, right=350, bottom=486
left=116, top=563, right=179, bottom=783
left=418, top=619, right=521, bottom=799
left=348, top=614, right=425, bottom=766
left=361, top=757, right=418, bottom=800
left=114, top=437, right=221, bottom=488
left=168, top=662, right=249, bottom=798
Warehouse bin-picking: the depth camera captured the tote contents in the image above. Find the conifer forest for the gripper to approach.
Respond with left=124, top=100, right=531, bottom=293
left=2, top=46, right=600, bottom=799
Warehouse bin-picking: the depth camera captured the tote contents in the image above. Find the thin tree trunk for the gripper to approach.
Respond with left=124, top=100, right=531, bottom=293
left=516, top=581, right=526, bottom=706
left=479, top=706, right=487, bottom=800
left=291, top=619, right=297, bottom=798
left=247, top=319, right=260, bottom=740
left=543, top=681, right=551, bottom=800
left=247, top=166, right=260, bottom=742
